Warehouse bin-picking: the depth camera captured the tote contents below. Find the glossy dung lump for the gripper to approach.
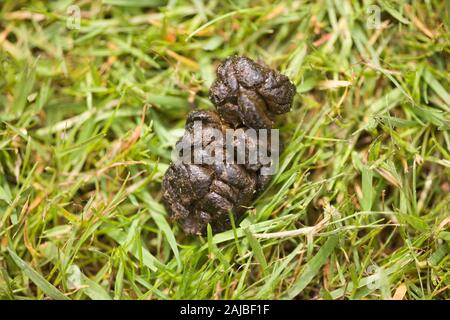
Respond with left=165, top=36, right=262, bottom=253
left=162, top=56, right=296, bottom=235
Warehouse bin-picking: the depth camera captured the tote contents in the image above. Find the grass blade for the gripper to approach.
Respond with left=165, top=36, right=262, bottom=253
left=7, top=248, right=70, bottom=300
left=285, top=235, right=339, bottom=299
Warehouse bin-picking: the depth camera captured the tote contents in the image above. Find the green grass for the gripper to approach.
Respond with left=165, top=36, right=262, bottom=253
left=0, top=0, right=449, bottom=300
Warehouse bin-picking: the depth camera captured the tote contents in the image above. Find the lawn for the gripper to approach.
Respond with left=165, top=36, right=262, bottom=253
left=0, top=0, right=449, bottom=300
